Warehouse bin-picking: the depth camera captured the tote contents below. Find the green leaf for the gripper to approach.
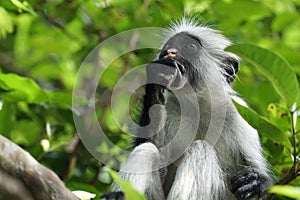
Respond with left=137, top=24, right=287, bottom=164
left=10, top=0, right=36, bottom=15
left=0, top=7, right=13, bottom=39
left=0, top=73, right=86, bottom=108
left=233, top=101, right=291, bottom=148
left=107, top=168, right=147, bottom=200
left=0, top=73, right=48, bottom=103
left=226, top=44, right=299, bottom=107
left=14, top=14, right=33, bottom=60
left=212, top=1, right=271, bottom=29
left=269, top=185, right=300, bottom=199
left=47, top=91, right=72, bottom=107
left=10, top=120, right=40, bottom=145
left=0, top=101, right=16, bottom=135
left=213, top=1, right=271, bottom=21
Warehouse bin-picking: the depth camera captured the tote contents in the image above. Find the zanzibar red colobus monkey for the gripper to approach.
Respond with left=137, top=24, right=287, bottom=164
left=101, top=18, right=272, bottom=200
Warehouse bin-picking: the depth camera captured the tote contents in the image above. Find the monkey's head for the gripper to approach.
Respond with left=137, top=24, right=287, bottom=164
left=147, top=18, right=239, bottom=91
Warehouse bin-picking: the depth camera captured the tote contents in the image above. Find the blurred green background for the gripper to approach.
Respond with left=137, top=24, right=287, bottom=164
left=0, top=0, right=299, bottom=199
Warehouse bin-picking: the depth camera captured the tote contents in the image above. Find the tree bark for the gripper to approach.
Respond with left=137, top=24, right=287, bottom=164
left=0, top=135, right=79, bottom=200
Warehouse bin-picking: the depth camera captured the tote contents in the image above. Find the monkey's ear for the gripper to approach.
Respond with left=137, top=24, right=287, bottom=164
left=222, top=57, right=239, bottom=84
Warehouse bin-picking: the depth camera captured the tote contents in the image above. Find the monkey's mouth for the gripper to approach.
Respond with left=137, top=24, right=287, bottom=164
left=147, top=58, right=187, bottom=90
left=151, top=58, right=186, bottom=75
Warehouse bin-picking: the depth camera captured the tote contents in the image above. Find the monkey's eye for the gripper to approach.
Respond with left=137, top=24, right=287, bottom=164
left=186, top=43, right=198, bottom=50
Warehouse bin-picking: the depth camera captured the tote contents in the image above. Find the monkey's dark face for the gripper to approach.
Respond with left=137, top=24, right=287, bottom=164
left=146, top=32, right=201, bottom=90
left=159, top=32, right=202, bottom=62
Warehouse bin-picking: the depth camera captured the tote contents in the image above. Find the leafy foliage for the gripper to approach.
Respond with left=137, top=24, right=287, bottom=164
left=0, top=0, right=299, bottom=199
left=233, top=101, right=291, bottom=148
left=107, top=169, right=147, bottom=200
left=269, top=185, right=300, bottom=200
left=227, top=44, right=299, bottom=107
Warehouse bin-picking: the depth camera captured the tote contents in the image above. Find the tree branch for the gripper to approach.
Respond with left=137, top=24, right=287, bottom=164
left=0, top=168, right=34, bottom=200
left=0, top=135, right=79, bottom=200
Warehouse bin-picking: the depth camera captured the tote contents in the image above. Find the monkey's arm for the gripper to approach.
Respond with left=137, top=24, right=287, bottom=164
left=100, top=85, right=167, bottom=200
left=230, top=113, right=272, bottom=200
left=134, top=59, right=184, bottom=147
left=101, top=62, right=177, bottom=200
left=134, top=83, right=166, bottom=146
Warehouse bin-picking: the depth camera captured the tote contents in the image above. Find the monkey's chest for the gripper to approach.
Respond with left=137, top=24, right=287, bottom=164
left=164, top=110, right=241, bottom=175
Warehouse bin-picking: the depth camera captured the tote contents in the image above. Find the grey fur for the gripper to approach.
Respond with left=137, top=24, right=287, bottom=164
left=113, top=18, right=271, bottom=200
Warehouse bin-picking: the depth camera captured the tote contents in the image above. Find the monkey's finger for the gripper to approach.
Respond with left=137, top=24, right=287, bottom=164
left=231, top=168, right=259, bottom=185
left=234, top=180, right=260, bottom=200
left=147, top=63, right=177, bottom=82
left=231, top=168, right=257, bottom=180
left=175, top=61, right=186, bottom=74
left=147, top=63, right=175, bottom=76
left=230, top=172, right=258, bottom=193
left=100, top=191, right=124, bottom=200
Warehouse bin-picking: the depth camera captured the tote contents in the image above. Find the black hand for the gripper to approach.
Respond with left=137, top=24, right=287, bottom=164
left=230, top=168, right=265, bottom=200
left=100, top=191, right=124, bottom=200
left=147, top=58, right=186, bottom=90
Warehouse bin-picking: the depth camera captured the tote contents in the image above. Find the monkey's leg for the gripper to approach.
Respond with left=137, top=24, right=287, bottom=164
left=101, top=143, right=164, bottom=200
left=167, top=140, right=226, bottom=200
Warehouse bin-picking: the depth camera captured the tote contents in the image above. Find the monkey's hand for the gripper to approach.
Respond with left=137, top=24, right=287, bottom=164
left=146, top=58, right=187, bottom=90
left=99, top=191, right=124, bottom=200
left=230, top=168, right=269, bottom=200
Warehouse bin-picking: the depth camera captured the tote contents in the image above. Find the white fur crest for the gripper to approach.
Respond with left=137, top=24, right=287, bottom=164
left=163, top=17, right=235, bottom=56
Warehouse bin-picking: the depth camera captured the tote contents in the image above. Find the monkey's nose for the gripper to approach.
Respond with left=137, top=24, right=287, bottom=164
left=167, top=48, right=178, bottom=58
